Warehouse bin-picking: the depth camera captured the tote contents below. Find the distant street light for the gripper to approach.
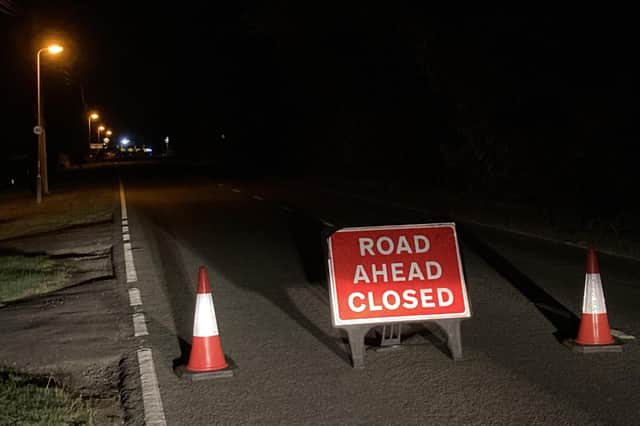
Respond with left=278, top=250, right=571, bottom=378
left=88, top=112, right=99, bottom=145
left=104, top=130, right=113, bottom=148
left=36, top=43, right=64, bottom=203
left=97, top=125, right=105, bottom=142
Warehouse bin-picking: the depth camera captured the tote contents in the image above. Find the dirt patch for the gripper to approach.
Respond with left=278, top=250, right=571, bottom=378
left=0, top=220, right=134, bottom=425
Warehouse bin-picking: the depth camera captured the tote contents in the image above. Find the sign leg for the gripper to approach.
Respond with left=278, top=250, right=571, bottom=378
left=433, top=319, right=463, bottom=360
left=345, top=326, right=371, bottom=368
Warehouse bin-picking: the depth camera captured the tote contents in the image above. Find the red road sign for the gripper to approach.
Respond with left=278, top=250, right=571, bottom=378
left=327, top=223, right=470, bottom=326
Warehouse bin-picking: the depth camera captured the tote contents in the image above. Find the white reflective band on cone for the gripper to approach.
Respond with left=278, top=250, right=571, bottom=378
left=582, top=273, right=608, bottom=314
left=193, top=293, right=220, bottom=337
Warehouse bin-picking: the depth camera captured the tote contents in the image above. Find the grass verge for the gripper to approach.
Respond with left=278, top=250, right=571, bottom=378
left=0, top=184, right=114, bottom=241
left=0, top=255, right=76, bottom=303
left=0, top=368, right=92, bottom=425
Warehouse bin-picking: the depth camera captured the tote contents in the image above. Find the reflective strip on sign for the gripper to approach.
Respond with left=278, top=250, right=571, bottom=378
left=582, top=273, right=608, bottom=314
left=193, top=293, right=219, bottom=337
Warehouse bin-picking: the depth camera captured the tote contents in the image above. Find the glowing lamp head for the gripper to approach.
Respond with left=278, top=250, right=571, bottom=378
left=121, top=138, right=130, bottom=146
left=98, top=125, right=105, bottom=131
left=89, top=113, right=99, bottom=120
left=106, top=130, right=112, bottom=136
left=47, top=44, right=64, bottom=54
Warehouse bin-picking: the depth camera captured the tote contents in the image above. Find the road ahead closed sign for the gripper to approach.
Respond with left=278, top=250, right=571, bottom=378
left=327, top=223, right=470, bottom=326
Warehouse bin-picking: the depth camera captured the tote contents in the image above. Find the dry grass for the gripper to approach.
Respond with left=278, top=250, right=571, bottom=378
left=0, top=255, right=77, bottom=303
left=0, top=185, right=115, bottom=241
left=0, top=368, right=93, bottom=425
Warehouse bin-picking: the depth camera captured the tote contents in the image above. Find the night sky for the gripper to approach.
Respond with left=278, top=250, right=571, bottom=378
left=1, top=4, right=634, bottom=212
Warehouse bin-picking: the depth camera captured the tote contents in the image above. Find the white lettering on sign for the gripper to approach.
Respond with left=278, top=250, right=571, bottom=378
left=358, top=235, right=430, bottom=256
left=327, top=223, right=471, bottom=326
left=353, top=261, right=442, bottom=283
left=346, top=288, right=454, bottom=312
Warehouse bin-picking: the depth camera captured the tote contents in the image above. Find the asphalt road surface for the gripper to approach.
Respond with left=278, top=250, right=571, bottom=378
left=118, top=162, right=639, bottom=425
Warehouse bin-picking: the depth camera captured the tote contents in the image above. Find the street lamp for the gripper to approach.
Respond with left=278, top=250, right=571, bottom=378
left=97, top=125, right=105, bottom=142
left=36, top=43, right=64, bottom=203
left=88, top=112, right=99, bottom=145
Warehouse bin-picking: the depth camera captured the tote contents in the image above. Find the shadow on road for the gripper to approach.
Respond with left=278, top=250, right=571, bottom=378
left=458, top=224, right=580, bottom=340
left=139, top=194, right=352, bottom=369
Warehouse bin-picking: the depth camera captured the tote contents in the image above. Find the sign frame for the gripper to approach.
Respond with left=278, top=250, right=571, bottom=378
left=327, top=222, right=471, bottom=327
left=326, top=222, right=471, bottom=367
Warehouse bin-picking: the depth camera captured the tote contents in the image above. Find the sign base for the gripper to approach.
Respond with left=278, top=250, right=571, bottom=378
left=375, top=324, right=403, bottom=352
left=343, top=319, right=464, bottom=368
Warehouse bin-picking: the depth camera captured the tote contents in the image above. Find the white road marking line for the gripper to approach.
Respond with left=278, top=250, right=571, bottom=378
left=252, top=195, right=264, bottom=201
left=232, top=188, right=241, bottom=193
left=319, top=218, right=335, bottom=227
left=133, top=313, right=149, bottom=337
left=128, top=288, right=142, bottom=306
left=119, top=180, right=128, bottom=220
left=120, top=176, right=166, bottom=426
left=280, top=206, right=293, bottom=213
left=124, top=242, right=138, bottom=283
left=123, top=233, right=130, bottom=242
left=137, top=348, right=167, bottom=425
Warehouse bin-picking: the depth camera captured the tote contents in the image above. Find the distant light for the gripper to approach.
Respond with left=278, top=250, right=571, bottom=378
left=144, top=147, right=153, bottom=153
left=90, top=113, right=99, bottom=120
left=98, top=125, right=105, bottom=131
left=164, top=136, right=170, bottom=143
left=103, top=137, right=110, bottom=143
left=106, top=130, right=112, bottom=136
left=47, top=44, right=63, bottom=54
left=221, top=133, right=226, bottom=140
left=121, top=138, right=130, bottom=146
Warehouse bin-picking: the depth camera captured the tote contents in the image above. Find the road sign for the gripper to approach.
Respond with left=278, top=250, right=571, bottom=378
left=90, top=143, right=103, bottom=150
left=33, top=126, right=43, bottom=135
left=327, top=223, right=470, bottom=326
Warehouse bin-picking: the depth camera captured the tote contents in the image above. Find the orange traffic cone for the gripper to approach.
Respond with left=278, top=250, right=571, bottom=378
left=575, top=248, right=615, bottom=346
left=176, top=266, right=233, bottom=380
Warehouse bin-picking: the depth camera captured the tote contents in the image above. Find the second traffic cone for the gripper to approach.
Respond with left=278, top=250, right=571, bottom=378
left=575, top=248, right=615, bottom=345
left=186, top=266, right=229, bottom=372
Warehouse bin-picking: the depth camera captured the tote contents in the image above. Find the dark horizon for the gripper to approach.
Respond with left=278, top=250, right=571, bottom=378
left=1, top=4, right=635, bottom=210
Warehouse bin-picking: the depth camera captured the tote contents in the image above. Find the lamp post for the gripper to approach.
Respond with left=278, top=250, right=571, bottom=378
left=88, top=112, right=99, bottom=145
left=97, top=125, right=105, bottom=143
left=36, top=43, right=64, bottom=203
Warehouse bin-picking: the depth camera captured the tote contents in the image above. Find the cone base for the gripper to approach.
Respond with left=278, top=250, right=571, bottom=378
left=563, top=338, right=623, bottom=354
left=575, top=313, right=615, bottom=346
left=175, top=364, right=234, bottom=381
left=186, top=335, right=228, bottom=372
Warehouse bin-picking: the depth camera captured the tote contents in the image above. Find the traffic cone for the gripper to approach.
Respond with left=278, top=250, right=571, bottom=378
left=176, top=266, right=233, bottom=380
left=575, top=248, right=615, bottom=345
